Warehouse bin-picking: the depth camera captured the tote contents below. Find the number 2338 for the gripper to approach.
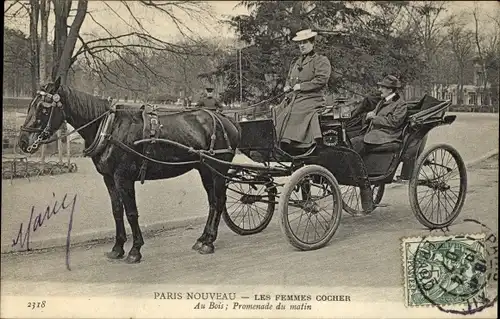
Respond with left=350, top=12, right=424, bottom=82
left=27, top=301, right=46, bottom=310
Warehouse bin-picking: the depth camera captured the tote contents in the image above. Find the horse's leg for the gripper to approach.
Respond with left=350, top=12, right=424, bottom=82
left=192, top=167, right=227, bottom=254
left=114, top=174, right=144, bottom=263
left=192, top=167, right=215, bottom=253
left=103, top=175, right=126, bottom=259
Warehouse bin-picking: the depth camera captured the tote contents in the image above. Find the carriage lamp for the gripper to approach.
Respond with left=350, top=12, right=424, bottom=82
left=332, top=108, right=340, bottom=119
left=340, top=105, right=351, bottom=118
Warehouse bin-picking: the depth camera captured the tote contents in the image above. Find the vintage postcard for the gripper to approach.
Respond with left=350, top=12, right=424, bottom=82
left=2, top=1, right=498, bottom=318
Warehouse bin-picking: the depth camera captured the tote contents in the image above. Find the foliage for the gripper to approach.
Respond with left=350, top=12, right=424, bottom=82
left=208, top=1, right=428, bottom=102
left=3, top=27, right=32, bottom=96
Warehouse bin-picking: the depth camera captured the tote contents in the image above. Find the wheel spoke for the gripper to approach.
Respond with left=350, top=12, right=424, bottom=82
left=282, top=167, right=342, bottom=249
left=224, top=172, right=275, bottom=234
left=411, top=146, right=466, bottom=228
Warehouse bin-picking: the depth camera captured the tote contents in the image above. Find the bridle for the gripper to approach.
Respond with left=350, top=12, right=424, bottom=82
left=20, top=89, right=114, bottom=154
left=20, top=90, right=66, bottom=153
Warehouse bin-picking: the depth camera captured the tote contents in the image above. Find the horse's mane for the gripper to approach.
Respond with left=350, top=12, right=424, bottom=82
left=59, top=85, right=112, bottom=120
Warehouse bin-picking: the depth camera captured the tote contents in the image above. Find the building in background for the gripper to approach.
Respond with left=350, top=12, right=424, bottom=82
left=405, top=57, right=495, bottom=106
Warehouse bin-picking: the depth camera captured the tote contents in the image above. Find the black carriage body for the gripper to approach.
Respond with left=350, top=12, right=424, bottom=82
left=369, top=96, right=455, bottom=183
left=238, top=119, right=275, bottom=152
left=224, top=95, right=464, bottom=246
left=237, top=119, right=296, bottom=165
left=233, top=94, right=455, bottom=186
left=301, top=147, right=371, bottom=188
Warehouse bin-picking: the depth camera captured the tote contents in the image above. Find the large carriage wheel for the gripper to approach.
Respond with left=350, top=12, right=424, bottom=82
left=340, top=184, right=385, bottom=216
left=222, top=170, right=276, bottom=235
left=409, top=144, right=467, bottom=229
left=279, top=165, right=343, bottom=251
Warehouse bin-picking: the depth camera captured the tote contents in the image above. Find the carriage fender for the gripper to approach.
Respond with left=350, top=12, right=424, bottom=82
left=443, top=115, right=456, bottom=125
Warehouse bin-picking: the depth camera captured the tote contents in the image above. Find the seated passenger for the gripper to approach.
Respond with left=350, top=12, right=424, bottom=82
left=350, top=75, right=407, bottom=157
left=273, top=29, right=332, bottom=153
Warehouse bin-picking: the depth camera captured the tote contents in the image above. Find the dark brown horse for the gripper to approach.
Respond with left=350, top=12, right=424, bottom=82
left=18, top=77, right=241, bottom=263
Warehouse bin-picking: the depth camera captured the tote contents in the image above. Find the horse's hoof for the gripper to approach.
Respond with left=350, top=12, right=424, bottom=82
left=106, top=250, right=125, bottom=259
left=125, top=253, right=142, bottom=264
left=198, top=244, right=214, bottom=255
left=192, top=240, right=203, bottom=251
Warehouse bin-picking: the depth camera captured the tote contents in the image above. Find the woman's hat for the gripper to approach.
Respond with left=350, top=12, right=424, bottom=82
left=292, top=29, right=317, bottom=42
left=377, top=75, right=402, bottom=88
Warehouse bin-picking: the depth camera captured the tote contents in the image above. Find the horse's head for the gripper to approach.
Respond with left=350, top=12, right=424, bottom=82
left=18, top=76, right=67, bottom=154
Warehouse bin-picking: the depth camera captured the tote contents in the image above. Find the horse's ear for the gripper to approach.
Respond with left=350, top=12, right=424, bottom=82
left=54, top=76, right=61, bottom=91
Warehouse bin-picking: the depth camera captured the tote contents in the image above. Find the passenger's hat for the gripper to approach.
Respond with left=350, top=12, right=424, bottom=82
left=292, top=29, right=317, bottom=42
left=377, top=75, right=402, bottom=88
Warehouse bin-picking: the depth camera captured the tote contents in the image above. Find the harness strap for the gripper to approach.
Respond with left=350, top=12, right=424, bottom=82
left=139, top=104, right=161, bottom=183
left=200, top=109, right=234, bottom=154
left=110, top=138, right=201, bottom=166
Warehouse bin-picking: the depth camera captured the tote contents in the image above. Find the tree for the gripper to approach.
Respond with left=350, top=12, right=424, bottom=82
left=29, top=0, right=40, bottom=94
left=39, top=0, right=50, bottom=84
left=446, top=17, right=474, bottom=104
left=3, top=28, right=31, bottom=96
left=483, top=9, right=500, bottom=107
left=208, top=1, right=428, bottom=103
left=472, top=2, right=499, bottom=105
left=4, top=0, right=217, bottom=90
left=402, top=1, right=448, bottom=87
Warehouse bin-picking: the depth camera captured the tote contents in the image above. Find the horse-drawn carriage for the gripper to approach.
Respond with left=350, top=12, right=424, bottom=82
left=18, top=78, right=467, bottom=262
left=222, top=93, right=467, bottom=250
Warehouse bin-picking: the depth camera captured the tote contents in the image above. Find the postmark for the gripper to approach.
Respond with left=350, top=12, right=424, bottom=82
left=402, top=224, right=498, bottom=315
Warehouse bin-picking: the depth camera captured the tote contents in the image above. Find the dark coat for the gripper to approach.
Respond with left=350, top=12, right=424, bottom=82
left=274, top=51, right=331, bottom=147
left=362, top=94, right=407, bottom=145
left=197, top=97, right=221, bottom=111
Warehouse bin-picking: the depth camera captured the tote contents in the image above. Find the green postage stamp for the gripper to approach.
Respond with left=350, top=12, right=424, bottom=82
left=402, top=233, right=497, bottom=312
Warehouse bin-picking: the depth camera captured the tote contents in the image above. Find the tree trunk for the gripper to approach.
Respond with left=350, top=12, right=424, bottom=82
left=40, top=0, right=50, bottom=85
left=459, top=67, right=464, bottom=105
left=56, top=0, right=88, bottom=85
left=29, top=0, right=40, bottom=95
left=51, top=0, right=71, bottom=81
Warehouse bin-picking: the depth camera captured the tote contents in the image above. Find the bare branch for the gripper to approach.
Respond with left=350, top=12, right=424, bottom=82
left=121, top=1, right=148, bottom=33
left=4, top=1, right=19, bottom=14
left=4, top=0, right=30, bottom=19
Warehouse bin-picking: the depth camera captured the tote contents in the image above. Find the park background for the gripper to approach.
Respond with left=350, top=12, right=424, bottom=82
left=3, top=0, right=499, bottom=168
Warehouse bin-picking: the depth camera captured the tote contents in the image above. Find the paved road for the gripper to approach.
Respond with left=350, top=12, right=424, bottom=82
left=0, top=155, right=498, bottom=319
left=1, top=112, right=498, bottom=253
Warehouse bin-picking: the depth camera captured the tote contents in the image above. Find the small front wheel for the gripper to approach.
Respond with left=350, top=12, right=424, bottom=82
left=279, top=165, right=343, bottom=251
left=409, top=144, right=467, bottom=229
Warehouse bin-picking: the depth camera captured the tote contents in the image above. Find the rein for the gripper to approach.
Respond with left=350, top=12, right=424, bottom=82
left=46, top=110, right=111, bottom=144
left=244, top=92, right=287, bottom=108
left=22, top=90, right=286, bottom=166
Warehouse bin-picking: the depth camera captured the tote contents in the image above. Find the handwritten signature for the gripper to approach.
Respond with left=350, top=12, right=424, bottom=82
left=11, top=193, right=77, bottom=271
